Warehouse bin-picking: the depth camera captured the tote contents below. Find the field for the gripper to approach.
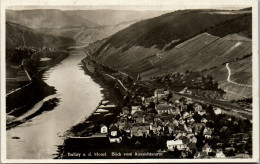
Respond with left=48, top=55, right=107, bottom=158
left=95, top=32, right=251, bottom=83
left=6, top=63, right=30, bottom=94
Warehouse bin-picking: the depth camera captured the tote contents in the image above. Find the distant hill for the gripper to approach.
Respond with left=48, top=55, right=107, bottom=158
left=86, top=8, right=252, bottom=100
left=6, top=9, right=168, bottom=29
left=37, top=20, right=136, bottom=45
left=6, top=9, right=99, bottom=29
left=6, top=21, right=75, bottom=49
left=65, top=10, right=169, bottom=26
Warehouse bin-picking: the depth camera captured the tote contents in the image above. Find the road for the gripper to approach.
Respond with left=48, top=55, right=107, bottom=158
left=105, top=74, right=128, bottom=91
left=173, top=91, right=252, bottom=120
left=226, top=63, right=252, bottom=87
left=22, top=30, right=26, bottom=47
left=6, top=60, right=32, bottom=97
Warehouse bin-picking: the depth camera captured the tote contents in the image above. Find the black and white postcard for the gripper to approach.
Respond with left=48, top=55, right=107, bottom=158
left=1, top=0, right=259, bottom=163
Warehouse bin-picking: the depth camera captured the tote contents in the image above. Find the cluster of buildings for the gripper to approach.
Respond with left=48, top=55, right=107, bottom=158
left=15, top=46, right=55, bottom=52
left=97, top=88, right=231, bottom=158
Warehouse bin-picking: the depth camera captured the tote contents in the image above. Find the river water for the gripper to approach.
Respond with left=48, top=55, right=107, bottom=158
left=6, top=50, right=103, bottom=159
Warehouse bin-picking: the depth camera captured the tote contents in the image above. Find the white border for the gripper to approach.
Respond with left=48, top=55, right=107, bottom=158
left=1, top=0, right=259, bottom=163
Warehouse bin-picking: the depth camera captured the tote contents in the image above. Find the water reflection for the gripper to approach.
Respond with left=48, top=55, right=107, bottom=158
left=7, top=50, right=103, bottom=159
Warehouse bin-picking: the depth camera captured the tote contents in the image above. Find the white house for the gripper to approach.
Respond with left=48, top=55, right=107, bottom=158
left=100, top=124, right=108, bottom=134
left=216, top=150, right=226, bottom=158
left=198, top=110, right=206, bottom=116
left=110, top=125, right=118, bottom=137
left=154, top=89, right=165, bottom=98
left=201, top=118, right=208, bottom=123
left=131, top=106, right=142, bottom=115
left=202, top=143, right=212, bottom=155
left=109, top=137, right=122, bottom=143
left=214, top=108, right=222, bottom=115
left=167, top=139, right=187, bottom=151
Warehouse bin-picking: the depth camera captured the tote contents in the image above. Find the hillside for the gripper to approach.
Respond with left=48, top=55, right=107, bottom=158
left=87, top=9, right=252, bottom=100
left=65, top=10, right=169, bottom=26
left=202, top=56, right=252, bottom=100
left=37, top=20, right=135, bottom=45
left=6, top=9, right=99, bottom=29
left=6, top=9, right=168, bottom=29
left=6, top=21, right=76, bottom=49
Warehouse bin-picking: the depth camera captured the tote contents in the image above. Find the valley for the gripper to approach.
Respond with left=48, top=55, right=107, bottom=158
left=5, top=7, right=253, bottom=160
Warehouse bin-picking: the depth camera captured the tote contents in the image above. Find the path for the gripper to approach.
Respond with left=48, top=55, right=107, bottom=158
left=105, top=74, right=128, bottom=91
left=22, top=30, right=26, bottom=47
left=226, top=63, right=252, bottom=88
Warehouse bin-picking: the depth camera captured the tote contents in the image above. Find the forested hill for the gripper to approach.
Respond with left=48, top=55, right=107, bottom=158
left=6, top=21, right=75, bottom=49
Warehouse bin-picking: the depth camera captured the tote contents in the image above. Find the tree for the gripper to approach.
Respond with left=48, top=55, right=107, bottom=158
left=173, top=147, right=182, bottom=158
left=193, top=113, right=202, bottom=123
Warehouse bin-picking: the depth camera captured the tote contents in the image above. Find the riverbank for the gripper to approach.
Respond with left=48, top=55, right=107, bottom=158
left=7, top=98, right=60, bottom=129
left=57, top=55, right=127, bottom=158
left=6, top=50, right=69, bottom=129
left=63, top=57, right=124, bottom=137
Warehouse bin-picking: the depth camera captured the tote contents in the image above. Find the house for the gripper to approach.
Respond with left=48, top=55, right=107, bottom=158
left=193, top=123, right=206, bottom=133
left=215, top=150, right=226, bottom=158
left=194, top=103, right=202, bottom=112
left=190, top=136, right=197, bottom=144
left=109, top=125, right=118, bottom=137
left=194, top=151, right=207, bottom=159
left=179, top=136, right=189, bottom=145
left=182, top=112, right=190, bottom=119
left=202, top=143, right=212, bottom=155
left=144, top=114, right=154, bottom=123
left=154, top=89, right=165, bottom=98
left=165, top=124, right=174, bottom=135
left=198, top=110, right=206, bottom=116
left=135, top=116, right=145, bottom=124
left=173, top=119, right=179, bottom=127
left=133, top=110, right=146, bottom=118
left=144, top=97, right=154, bottom=106
left=180, top=104, right=188, bottom=111
left=131, top=106, right=142, bottom=115
left=131, top=125, right=150, bottom=137
left=204, top=131, right=212, bottom=139
left=187, top=117, right=195, bottom=124
left=194, top=152, right=201, bottom=159
left=193, top=123, right=206, bottom=129
left=155, top=104, right=172, bottom=114
left=109, top=137, right=122, bottom=143
left=149, top=124, right=158, bottom=134
left=201, top=118, right=208, bottom=123
left=174, top=131, right=182, bottom=138
left=214, top=108, right=222, bottom=115
left=123, top=125, right=132, bottom=134
left=100, top=124, right=108, bottom=134
left=167, top=139, right=187, bottom=151
left=178, top=118, right=185, bottom=125
left=186, top=133, right=195, bottom=139
left=186, top=90, right=192, bottom=95
left=120, top=107, right=130, bottom=116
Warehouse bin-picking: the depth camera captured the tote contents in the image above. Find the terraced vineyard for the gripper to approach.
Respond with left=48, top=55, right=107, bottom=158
left=87, top=9, right=252, bottom=100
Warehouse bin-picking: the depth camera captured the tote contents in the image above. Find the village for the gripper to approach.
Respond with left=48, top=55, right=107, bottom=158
left=81, top=87, right=252, bottom=159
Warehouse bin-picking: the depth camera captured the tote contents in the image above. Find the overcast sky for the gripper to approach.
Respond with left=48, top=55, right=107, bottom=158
left=6, top=5, right=249, bottom=11
left=4, top=0, right=251, bottom=11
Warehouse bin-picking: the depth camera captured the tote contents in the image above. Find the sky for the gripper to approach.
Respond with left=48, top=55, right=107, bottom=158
left=6, top=5, right=249, bottom=11
left=4, top=0, right=251, bottom=11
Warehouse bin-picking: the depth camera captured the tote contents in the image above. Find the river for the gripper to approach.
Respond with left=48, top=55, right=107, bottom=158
left=6, top=50, right=103, bottom=159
